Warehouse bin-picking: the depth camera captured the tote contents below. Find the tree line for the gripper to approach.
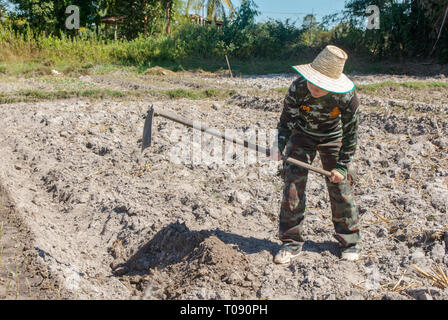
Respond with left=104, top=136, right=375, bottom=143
left=0, top=0, right=446, bottom=62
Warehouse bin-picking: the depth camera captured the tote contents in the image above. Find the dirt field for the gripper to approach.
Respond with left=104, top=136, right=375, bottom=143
left=0, top=69, right=447, bottom=300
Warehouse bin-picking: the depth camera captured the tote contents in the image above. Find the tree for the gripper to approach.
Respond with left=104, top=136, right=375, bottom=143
left=186, top=0, right=204, bottom=15
left=9, top=0, right=182, bottom=38
left=432, top=4, right=448, bottom=55
left=302, top=14, right=317, bottom=45
left=0, top=0, right=6, bottom=12
left=206, top=0, right=233, bottom=21
left=422, top=0, right=448, bottom=56
left=162, top=0, right=184, bottom=34
left=336, top=0, right=448, bottom=59
left=10, top=0, right=56, bottom=32
left=108, top=0, right=163, bottom=38
left=0, top=0, right=7, bottom=21
left=97, top=0, right=120, bottom=23
left=186, top=0, right=233, bottom=21
left=162, top=0, right=174, bottom=33
left=10, top=0, right=100, bottom=33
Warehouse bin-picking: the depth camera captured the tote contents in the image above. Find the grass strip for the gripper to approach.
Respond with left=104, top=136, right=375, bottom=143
left=357, top=81, right=448, bottom=92
left=0, top=88, right=238, bottom=104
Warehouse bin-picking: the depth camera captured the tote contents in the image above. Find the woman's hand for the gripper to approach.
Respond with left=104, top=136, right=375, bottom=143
left=329, top=170, right=345, bottom=183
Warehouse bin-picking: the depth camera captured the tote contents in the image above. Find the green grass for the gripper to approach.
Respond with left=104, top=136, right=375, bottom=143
left=166, top=88, right=203, bottom=99
left=6, top=81, right=441, bottom=104
left=357, top=81, right=448, bottom=92
left=0, top=88, right=128, bottom=103
left=164, top=88, right=236, bottom=99
left=1, top=24, right=447, bottom=78
left=272, top=81, right=448, bottom=98
left=0, top=62, right=53, bottom=77
left=0, top=58, right=298, bottom=77
left=1, top=57, right=390, bottom=77
left=156, top=58, right=305, bottom=75
left=273, top=87, right=289, bottom=95
left=0, top=87, right=238, bottom=104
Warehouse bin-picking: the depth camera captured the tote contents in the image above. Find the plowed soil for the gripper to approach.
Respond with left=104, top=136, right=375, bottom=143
left=0, top=70, right=447, bottom=300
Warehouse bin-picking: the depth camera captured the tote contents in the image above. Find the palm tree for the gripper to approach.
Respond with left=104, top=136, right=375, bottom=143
left=162, top=0, right=174, bottom=34
left=302, top=14, right=317, bottom=44
left=186, top=0, right=233, bottom=22
left=428, top=2, right=448, bottom=55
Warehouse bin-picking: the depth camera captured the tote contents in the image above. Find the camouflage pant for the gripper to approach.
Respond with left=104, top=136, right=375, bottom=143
left=279, top=130, right=361, bottom=249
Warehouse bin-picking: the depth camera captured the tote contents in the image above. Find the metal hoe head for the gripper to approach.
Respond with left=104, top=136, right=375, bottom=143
left=141, top=105, right=154, bottom=152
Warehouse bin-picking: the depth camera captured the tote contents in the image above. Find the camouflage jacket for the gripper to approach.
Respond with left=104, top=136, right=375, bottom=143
left=277, top=75, right=360, bottom=177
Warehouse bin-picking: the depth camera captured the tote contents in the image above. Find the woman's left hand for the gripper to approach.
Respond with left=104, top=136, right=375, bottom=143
left=329, top=170, right=345, bottom=183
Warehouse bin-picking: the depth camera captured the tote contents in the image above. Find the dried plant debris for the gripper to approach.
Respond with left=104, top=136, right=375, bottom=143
left=412, top=265, right=448, bottom=289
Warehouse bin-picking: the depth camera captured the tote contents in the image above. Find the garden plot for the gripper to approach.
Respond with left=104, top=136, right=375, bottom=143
left=0, top=73, right=447, bottom=299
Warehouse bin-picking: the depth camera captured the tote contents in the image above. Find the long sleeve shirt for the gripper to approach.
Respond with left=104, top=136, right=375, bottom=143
left=277, top=75, right=360, bottom=177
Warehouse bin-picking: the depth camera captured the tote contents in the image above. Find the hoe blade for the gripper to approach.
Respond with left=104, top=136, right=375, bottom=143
left=141, top=105, right=154, bottom=152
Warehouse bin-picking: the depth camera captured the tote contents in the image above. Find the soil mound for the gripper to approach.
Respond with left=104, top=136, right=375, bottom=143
left=121, top=222, right=260, bottom=299
left=184, top=236, right=254, bottom=285
left=145, top=222, right=206, bottom=268
left=143, top=66, right=174, bottom=76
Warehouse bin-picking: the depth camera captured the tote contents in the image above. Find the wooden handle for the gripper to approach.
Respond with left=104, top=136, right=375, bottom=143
left=154, top=108, right=269, bottom=154
left=283, top=156, right=332, bottom=177
left=154, top=109, right=332, bottom=177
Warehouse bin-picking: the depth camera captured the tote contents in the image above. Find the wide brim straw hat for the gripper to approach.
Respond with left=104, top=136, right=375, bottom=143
left=293, top=45, right=355, bottom=94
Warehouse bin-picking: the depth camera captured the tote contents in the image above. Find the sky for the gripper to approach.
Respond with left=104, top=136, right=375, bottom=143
left=2, top=0, right=349, bottom=25
left=234, top=0, right=348, bottom=24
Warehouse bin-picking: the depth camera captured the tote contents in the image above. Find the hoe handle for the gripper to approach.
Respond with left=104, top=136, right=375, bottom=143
left=154, top=109, right=332, bottom=178
left=282, top=156, right=332, bottom=178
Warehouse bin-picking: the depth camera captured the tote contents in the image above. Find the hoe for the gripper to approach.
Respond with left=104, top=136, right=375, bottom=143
left=142, top=105, right=332, bottom=178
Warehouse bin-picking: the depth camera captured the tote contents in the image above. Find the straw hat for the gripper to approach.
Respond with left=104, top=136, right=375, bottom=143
left=292, top=45, right=355, bottom=94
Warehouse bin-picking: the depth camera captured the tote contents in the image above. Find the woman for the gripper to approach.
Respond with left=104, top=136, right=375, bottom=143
left=271, top=45, right=361, bottom=264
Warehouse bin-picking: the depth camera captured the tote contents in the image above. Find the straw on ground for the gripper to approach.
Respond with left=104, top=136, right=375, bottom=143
left=412, top=264, right=448, bottom=289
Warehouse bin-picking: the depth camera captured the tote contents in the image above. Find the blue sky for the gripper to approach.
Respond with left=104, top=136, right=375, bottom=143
left=3, top=0, right=349, bottom=25
left=233, top=0, right=348, bottom=24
